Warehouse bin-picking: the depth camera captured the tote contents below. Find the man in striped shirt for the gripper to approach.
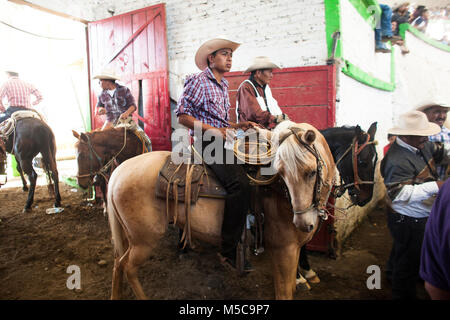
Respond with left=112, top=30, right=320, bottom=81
left=0, top=70, right=43, bottom=124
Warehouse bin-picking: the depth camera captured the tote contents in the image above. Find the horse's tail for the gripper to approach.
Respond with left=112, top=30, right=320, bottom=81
left=42, top=129, right=57, bottom=196
left=107, top=190, right=128, bottom=259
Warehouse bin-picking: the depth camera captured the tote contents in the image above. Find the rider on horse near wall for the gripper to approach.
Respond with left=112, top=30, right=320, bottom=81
left=0, top=69, right=44, bottom=174
left=94, top=69, right=152, bottom=151
left=175, top=37, right=259, bottom=273
left=0, top=69, right=43, bottom=125
left=235, top=56, right=319, bottom=286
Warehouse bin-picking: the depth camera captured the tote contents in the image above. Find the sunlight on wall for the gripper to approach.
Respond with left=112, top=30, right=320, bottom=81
left=0, top=0, right=89, bottom=159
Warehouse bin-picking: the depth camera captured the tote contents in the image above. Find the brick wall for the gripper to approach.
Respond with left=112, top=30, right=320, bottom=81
left=28, top=0, right=328, bottom=100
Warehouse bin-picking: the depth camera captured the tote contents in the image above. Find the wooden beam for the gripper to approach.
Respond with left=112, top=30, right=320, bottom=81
left=8, top=0, right=90, bottom=24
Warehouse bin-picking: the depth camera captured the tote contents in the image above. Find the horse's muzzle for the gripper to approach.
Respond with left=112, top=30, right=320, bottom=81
left=293, top=209, right=317, bottom=233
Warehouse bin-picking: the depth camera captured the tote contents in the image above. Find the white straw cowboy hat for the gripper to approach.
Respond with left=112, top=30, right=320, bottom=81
left=415, top=99, right=450, bottom=112
left=245, top=56, right=280, bottom=73
left=93, top=68, right=120, bottom=81
left=388, top=110, right=441, bottom=136
left=195, top=37, right=240, bottom=71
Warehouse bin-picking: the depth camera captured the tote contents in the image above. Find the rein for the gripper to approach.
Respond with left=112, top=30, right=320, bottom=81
left=333, top=133, right=378, bottom=198
left=281, top=127, right=331, bottom=220
left=76, top=127, right=128, bottom=183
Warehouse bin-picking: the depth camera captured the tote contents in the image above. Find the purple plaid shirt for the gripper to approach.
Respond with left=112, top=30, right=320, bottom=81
left=175, top=67, right=230, bottom=130
left=96, top=84, right=136, bottom=122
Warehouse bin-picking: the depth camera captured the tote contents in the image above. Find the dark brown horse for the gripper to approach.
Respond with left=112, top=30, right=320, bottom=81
left=297, top=123, right=378, bottom=286
left=2, top=117, right=61, bottom=212
left=72, top=127, right=148, bottom=206
left=0, top=139, right=6, bottom=185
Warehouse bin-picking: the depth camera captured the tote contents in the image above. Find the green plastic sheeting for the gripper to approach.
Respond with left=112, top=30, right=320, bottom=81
left=399, top=23, right=450, bottom=53
left=324, top=0, right=396, bottom=92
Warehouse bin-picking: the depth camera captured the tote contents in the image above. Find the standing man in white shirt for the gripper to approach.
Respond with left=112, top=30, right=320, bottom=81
left=381, top=110, right=448, bottom=300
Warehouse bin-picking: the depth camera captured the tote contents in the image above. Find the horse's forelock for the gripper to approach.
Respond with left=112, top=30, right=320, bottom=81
left=274, top=134, right=315, bottom=179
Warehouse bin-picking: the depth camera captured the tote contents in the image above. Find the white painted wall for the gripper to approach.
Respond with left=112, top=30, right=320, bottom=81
left=340, top=0, right=392, bottom=83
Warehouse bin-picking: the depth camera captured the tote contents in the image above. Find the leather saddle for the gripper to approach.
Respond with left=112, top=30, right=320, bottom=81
left=155, top=154, right=227, bottom=204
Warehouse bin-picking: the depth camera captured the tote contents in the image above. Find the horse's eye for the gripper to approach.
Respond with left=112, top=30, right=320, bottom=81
left=358, top=160, right=367, bottom=167
left=308, top=170, right=317, bottom=178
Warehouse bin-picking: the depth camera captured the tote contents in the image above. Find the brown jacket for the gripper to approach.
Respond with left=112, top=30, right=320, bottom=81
left=236, top=80, right=276, bottom=129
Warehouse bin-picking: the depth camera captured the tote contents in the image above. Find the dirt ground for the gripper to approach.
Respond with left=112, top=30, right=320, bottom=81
left=0, top=182, right=429, bottom=300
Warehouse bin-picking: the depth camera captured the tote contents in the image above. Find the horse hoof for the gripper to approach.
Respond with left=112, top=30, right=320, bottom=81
left=306, top=275, right=320, bottom=284
left=23, top=187, right=28, bottom=192
left=295, top=276, right=311, bottom=291
left=22, top=207, right=32, bottom=213
left=303, top=269, right=320, bottom=284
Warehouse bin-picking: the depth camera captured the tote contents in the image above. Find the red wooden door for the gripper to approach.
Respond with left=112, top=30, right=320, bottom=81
left=226, top=65, right=336, bottom=128
left=227, top=65, right=337, bottom=255
left=87, top=4, right=171, bottom=151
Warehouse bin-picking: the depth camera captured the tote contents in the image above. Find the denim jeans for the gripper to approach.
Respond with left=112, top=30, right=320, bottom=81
left=375, top=4, right=393, bottom=48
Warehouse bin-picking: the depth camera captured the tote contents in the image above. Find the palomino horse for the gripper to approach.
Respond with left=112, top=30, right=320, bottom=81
left=106, top=121, right=336, bottom=300
left=297, top=123, right=378, bottom=286
left=1, top=116, right=61, bottom=212
left=72, top=127, right=148, bottom=205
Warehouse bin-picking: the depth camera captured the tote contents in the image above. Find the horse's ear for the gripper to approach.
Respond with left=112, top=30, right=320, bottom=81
left=355, top=125, right=363, bottom=137
left=303, top=130, right=316, bottom=145
left=79, top=133, right=89, bottom=143
left=367, top=122, right=377, bottom=141
left=72, top=130, right=80, bottom=140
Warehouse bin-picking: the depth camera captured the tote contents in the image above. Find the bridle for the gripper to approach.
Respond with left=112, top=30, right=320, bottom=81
left=76, top=127, right=128, bottom=184
left=334, top=133, right=378, bottom=198
left=279, top=127, right=331, bottom=220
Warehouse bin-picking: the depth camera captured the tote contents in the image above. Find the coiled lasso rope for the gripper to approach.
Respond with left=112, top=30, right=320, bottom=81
left=233, top=131, right=279, bottom=185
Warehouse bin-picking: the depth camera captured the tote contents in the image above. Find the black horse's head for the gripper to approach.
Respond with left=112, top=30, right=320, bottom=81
left=323, top=122, right=378, bottom=207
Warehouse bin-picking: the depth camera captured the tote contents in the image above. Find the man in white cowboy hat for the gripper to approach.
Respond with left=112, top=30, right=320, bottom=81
left=236, top=56, right=289, bottom=129
left=0, top=68, right=43, bottom=125
left=175, top=37, right=258, bottom=272
left=94, top=68, right=152, bottom=150
left=94, top=68, right=137, bottom=130
left=381, top=110, right=450, bottom=300
left=417, top=99, right=450, bottom=180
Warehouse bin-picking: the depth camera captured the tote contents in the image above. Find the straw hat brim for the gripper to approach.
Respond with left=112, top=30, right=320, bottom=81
left=93, top=73, right=120, bottom=81
left=245, top=62, right=280, bottom=73
left=195, top=38, right=240, bottom=71
left=388, top=122, right=441, bottom=136
left=416, top=102, right=450, bottom=112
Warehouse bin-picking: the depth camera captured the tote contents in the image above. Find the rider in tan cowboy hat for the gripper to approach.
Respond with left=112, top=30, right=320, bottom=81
left=94, top=68, right=152, bottom=150
left=381, top=110, right=448, bottom=300
left=94, top=68, right=137, bottom=129
left=416, top=99, right=450, bottom=179
left=176, top=36, right=257, bottom=272
left=236, top=56, right=289, bottom=129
